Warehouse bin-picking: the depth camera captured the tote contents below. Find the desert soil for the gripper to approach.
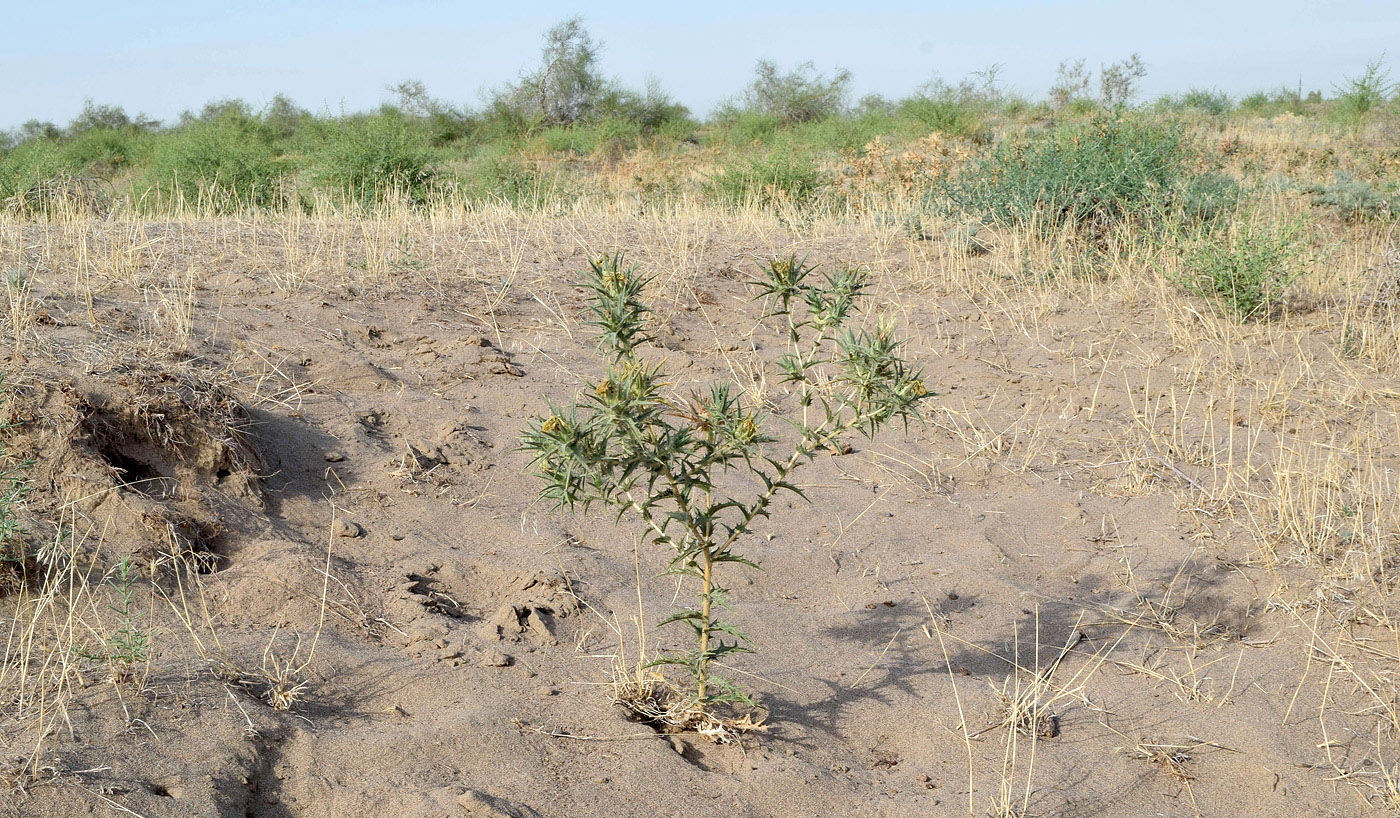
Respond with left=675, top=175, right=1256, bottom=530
left=0, top=213, right=1391, bottom=817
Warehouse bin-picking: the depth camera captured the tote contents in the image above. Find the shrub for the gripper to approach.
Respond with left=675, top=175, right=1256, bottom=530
left=262, top=94, right=311, bottom=141
left=0, top=140, right=65, bottom=198
left=1237, top=86, right=1308, bottom=117
left=9, top=120, right=61, bottom=146
left=459, top=150, right=550, bottom=206
left=897, top=96, right=987, bottom=141
left=522, top=254, right=926, bottom=726
left=1099, top=54, right=1148, bottom=108
left=1303, top=172, right=1397, bottom=221
left=1161, top=88, right=1233, bottom=116
left=63, top=128, right=142, bottom=176
left=1, top=127, right=148, bottom=209
left=487, top=19, right=689, bottom=138
left=1174, top=171, right=1243, bottom=225
left=788, top=113, right=912, bottom=153
left=0, top=140, right=78, bottom=210
left=1049, top=59, right=1092, bottom=110
left=1177, top=222, right=1304, bottom=320
left=509, top=16, right=606, bottom=126
left=1333, top=56, right=1396, bottom=125
left=936, top=115, right=1192, bottom=234
left=1048, top=55, right=1147, bottom=110
left=147, top=115, right=284, bottom=209
left=715, top=111, right=782, bottom=145
left=594, top=77, right=692, bottom=133
left=539, top=117, right=645, bottom=156
left=386, top=81, right=476, bottom=147
left=708, top=147, right=823, bottom=208
left=67, top=100, right=158, bottom=135
left=738, top=60, right=852, bottom=124
left=315, top=112, right=435, bottom=204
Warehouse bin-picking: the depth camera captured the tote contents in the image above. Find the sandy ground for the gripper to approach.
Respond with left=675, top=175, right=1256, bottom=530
left=1, top=212, right=1395, bottom=817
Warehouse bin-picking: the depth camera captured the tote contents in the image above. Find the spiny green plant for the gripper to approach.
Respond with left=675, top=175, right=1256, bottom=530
left=522, top=253, right=927, bottom=719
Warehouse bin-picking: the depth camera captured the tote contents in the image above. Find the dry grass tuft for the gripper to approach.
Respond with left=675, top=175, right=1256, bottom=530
left=610, top=664, right=766, bottom=744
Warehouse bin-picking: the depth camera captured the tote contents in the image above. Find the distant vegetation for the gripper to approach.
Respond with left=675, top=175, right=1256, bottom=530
left=1, top=18, right=1397, bottom=215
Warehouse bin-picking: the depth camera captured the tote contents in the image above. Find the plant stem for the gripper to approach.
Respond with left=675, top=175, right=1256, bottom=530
left=696, top=545, right=714, bottom=703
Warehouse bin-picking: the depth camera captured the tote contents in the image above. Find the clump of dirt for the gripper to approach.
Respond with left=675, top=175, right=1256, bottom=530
left=0, top=356, right=265, bottom=576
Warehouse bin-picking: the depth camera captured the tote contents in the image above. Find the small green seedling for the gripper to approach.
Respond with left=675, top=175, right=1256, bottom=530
left=77, top=558, right=149, bottom=684
left=523, top=253, right=927, bottom=727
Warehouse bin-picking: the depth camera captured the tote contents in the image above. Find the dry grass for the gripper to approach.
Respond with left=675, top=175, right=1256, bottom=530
left=0, top=112, right=1397, bottom=812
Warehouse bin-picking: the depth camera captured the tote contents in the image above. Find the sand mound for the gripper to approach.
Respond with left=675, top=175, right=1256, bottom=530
left=0, top=356, right=264, bottom=576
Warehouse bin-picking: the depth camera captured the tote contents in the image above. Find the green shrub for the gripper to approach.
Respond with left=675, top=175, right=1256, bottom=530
left=63, top=128, right=143, bottom=175
left=1098, top=54, right=1148, bottom=108
left=539, top=117, right=645, bottom=156
left=1304, top=172, right=1397, bottom=221
left=638, top=116, right=697, bottom=148
left=1174, top=171, right=1243, bottom=225
left=147, top=116, right=284, bottom=209
left=712, top=111, right=782, bottom=146
left=708, top=147, right=823, bottom=208
left=737, top=60, right=851, bottom=124
left=594, top=79, right=692, bottom=133
left=487, top=18, right=689, bottom=136
left=1333, top=56, right=1396, bottom=126
left=1160, top=88, right=1233, bottom=116
left=459, top=150, right=551, bottom=206
left=540, top=125, right=594, bottom=155
left=1177, top=222, right=1304, bottom=320
left=936, top=115, right=1191, bottom=234
left=0, top=140, right=66, bottom=202
left=493, top=17, right=607, bottom=127
left=315, top=112, right=436, bottom=204
left=66, top=100, right=156, bottom=135
left=787, top=115, right=875, bottom=153
left=262, top=94, right=312, bottom=141
left=1, top=127, right=150, bottom=207
left=1237, top=87, right=1305, bottom=117
left=896, top=96, right=988, bottom=141
left=522, top=254, right=925, bottom=726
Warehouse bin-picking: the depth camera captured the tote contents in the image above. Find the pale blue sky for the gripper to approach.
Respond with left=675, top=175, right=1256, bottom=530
left=2, top=1, right=1396, bottom=129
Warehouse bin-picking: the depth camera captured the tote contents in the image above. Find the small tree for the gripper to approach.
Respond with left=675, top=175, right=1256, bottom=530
left=515, top=16, right=606, bottom=126
left=1099, top=53, right=1148, bottom=108
left=1334, top=55, right=1396, bottom=126
left=67, top=100, right=159, bottom=135
left=1050, top=59, right=1093, bottom=109
left=262, top=94, right=311, bottom=140
left=15, top=120, right=61, bottom=144
left=741, top=60, right=852, bottom=124
left=522, top=254, right=927, bottom=723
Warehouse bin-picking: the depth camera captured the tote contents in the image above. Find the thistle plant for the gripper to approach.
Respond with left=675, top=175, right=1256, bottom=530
left=522, top=253, right=927, bottom=718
